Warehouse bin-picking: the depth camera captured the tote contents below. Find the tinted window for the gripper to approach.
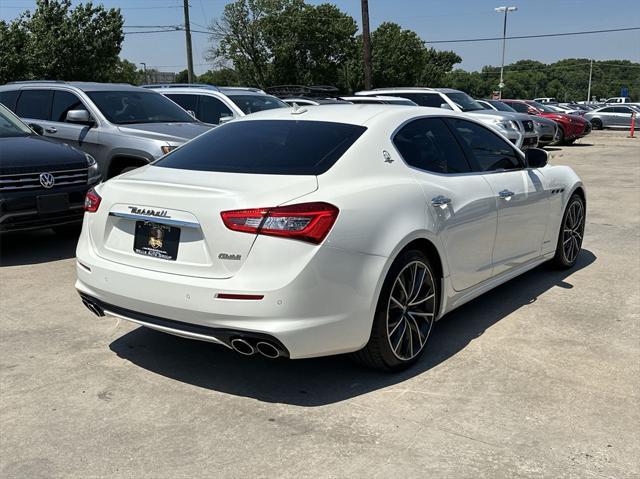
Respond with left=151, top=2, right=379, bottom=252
left=16, top=90, right=52, bottom=120
left=198, top=95, right=234, bottom=124
left=155, top=120, right=366, bottom=175
left=51, top=91, right=87, bottom=122
left=488, top=100, right=517, bottom=112
left=86, top=90, right=195, bottom=124
left=446, top=92, right=485, bottom=112
left=165, top=94, right=198, bottom=114
left=227, top=95, right=288, bottom=115
left=613, top=107, right=632, bottom=113
left=507, top=101, right=530, bottom=113
left=447, top=118, right=523, bottom=172
left=599, top=107, right=615, bottom=113
left=0, top=90, right=19, bottom=111
left=395, top=93, right=444, bottom=108
left=0, top=104, right=33, bottom=138
left=393, top=118, right=471, bottom=174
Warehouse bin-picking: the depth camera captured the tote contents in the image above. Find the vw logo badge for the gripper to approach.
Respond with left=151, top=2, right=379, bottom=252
left=39, top=172, right=55, bottom=189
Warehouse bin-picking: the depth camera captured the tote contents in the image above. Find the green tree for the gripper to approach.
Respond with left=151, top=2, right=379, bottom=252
left=0, top=0, right=124, bottom=83
left=106, top=58, right=143, bottom=85
left=369, top=22, right=426, bottom=87
left=208, top=0, right=356, bottom=89
left=198, top=68, right=240, bottom=86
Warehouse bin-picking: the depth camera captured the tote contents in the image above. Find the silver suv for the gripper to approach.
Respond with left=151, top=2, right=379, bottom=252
left=143, top=84, right=289, bottom=124
left=0, top=81, right=213, bottom=179
left=356, top=87, right=539, bottom=150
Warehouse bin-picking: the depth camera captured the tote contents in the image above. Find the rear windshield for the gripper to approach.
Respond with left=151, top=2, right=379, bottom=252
left=227, top=95, right=288, bottom=115
left=154, top=120, right=367, bottom=175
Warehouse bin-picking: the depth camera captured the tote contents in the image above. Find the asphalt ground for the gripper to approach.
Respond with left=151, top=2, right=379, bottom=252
left=1, top=129, right=638, bottom=478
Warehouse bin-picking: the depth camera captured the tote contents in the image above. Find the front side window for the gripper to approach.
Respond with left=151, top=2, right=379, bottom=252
left=489, top=101, right=517, bottom=113
left=0, top=90, right=19, bottom=111
left=155, top=120, right=366, bottom=175
left=446, top=92, right=485, bottom=112
left=507, top=101, right=530, bottom=113
left=0, top=104, right=33, bottom=138
left=16, top=90, right=52, bottom=120
left=599, top=107, right=615, bottom=113
left=393, top=118, right=471, bottom=174
left=165, top=94, right=198, bottom=114
left=87, top=90, right=196, bottom=124
left=198, top=95, right=234, bottom=124
left=447, top=118, right=523, bottom=172
left=52, top=91, right=87, bottom=122
left=227, top=94, right=288, bottom=115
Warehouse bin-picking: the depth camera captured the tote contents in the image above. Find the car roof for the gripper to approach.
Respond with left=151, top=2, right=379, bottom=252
left=358, top=87, right=461, bottom=95
left=3, top=81, right=147, bottom=92
left=146, top=85, right=270, bottom=97
left=233, top=103, right=462, bottom=127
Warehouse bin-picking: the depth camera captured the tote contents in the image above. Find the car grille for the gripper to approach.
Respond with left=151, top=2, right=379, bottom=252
left=523, top=120, right=535, bottom=132
left=0, top=168, right=88, bottom=191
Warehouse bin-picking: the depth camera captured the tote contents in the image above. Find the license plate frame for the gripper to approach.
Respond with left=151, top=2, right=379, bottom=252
left=133, top=221, right=181, bottom=261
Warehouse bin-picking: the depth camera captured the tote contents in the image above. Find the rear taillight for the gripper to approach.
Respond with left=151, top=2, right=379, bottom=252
left=221, top=202, right=339, bottom=244
left=84, top=188, right=101, bottom=213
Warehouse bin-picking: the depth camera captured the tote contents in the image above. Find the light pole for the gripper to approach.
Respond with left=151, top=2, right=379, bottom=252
left=140, top=62, right=147, bottom=84
left=494, top=6, right=517, bottom=99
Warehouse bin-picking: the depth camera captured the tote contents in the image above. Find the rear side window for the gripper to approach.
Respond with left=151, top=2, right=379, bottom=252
left=0, top=90, right=19, bottom=111
left=393, top=118, right=471, bottom=174
left=16, top=90, right=52, bottom=120
left=52, top=91, right=87, bottom=122
left=447, top=118, right=523, bottom=172
left=155, top=120, right=366, bottom=175
left=613, top=107, right=632, bottom=113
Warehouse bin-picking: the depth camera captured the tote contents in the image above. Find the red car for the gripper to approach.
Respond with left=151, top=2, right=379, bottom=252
left=501, top=100, right=591, bottom=145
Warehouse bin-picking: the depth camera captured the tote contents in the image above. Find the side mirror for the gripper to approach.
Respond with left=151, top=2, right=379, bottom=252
left=29, top=123, right=44, bottom=135
left=219, top=115, right=233, bottom=125
left=526, top=148, right=548, bottom=168
left=186, top=110, right=197, bottom=118
left=440, top=103, right=453, bottom=110
left=66, top=109, right=93, bottom=125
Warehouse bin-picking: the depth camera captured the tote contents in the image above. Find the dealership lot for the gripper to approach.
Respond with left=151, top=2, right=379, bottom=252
left=0, top=130, right=638, bottom=477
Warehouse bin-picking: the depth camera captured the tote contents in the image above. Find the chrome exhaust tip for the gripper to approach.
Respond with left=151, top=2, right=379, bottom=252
left=255, top=341, right=280, bottom=359
left=230, top=338, right=255, bottom=356
left=82, top=299, right=105, bottom=317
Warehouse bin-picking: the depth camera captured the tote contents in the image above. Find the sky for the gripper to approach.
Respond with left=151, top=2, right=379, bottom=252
left=1, top=0, right=639, bottom=75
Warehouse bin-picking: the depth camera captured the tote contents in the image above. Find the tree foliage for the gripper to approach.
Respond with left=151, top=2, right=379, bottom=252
left=0, top=0, right=124, bottom=84
left=447, top=59, right=640, bottom=101
left=209, top=0, right=357, bottom=89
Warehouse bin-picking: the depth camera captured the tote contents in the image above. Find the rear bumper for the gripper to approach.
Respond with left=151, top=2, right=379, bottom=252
left=75, top=228, right=386, bottom=359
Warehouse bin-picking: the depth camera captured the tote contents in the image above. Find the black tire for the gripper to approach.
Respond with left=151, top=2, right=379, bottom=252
left=552, top=194, right=585, bottom=269
left=353, top=249, right=439, bottom=371
left=564, top=139, right=576, bottom=145
left=591, top=118, right=603, bottom=130
left=556, top=126, right=565, bottom=145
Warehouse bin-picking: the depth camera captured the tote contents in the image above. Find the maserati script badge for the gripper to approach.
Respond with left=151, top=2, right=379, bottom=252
left=129, top=206, right=170, bottom=218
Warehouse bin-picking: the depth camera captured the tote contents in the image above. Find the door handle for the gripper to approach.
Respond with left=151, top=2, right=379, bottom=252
left=498, top=189, right=515, bottom=199
left=44, top=127, right=57, bottom=134
left=431, top=195, right=451, bottom=207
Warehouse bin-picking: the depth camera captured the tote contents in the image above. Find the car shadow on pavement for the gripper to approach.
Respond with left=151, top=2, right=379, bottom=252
left=0, top=228, right=79, bottom=267
left=110, top=249, right=596, bottom=407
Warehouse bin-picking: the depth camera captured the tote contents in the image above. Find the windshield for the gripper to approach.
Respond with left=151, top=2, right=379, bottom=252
left=0, top=104, right=33, bottom=138
left=155, top=120, right=366, bottom=175
left=446, top=92, right=485, bottom=112
left=227, top=94, right=288, bottom=115
left=488, top=100, right=517, bottom=112
left=528, top=101, right=557, bottom=113
left=87, top=90, right=196, bottom=124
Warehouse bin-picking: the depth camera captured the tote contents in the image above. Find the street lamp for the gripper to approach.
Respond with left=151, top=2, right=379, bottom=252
left=494, top=6, right=517, bottom=99
left=140, top=62, right=147, bottom=84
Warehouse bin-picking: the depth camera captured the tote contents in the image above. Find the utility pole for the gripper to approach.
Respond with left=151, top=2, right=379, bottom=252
left=361, top=0, right=373, bottom=90
left=586, top=59, right=593, bottom=104
left=494, top=6, right=517, bottom=99
left=140, top=62, right=147, bottom=84
left=183, top=0, right=194, bottom=84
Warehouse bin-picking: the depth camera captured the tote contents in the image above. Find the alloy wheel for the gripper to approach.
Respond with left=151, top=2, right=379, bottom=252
left=562, top=200, right=584, bottom=263
left=386, top=261, right=436, bottom=361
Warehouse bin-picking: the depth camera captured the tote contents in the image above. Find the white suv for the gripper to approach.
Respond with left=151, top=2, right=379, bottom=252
left=357, top=87, right=539, bottom=150
left=144, top=84, right=289, bottom=124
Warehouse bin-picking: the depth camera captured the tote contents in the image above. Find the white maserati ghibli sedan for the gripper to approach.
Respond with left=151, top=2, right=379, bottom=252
left=76, top=105, right=585, bottom=371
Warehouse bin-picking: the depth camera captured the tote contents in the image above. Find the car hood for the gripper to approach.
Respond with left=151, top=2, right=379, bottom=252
left=0, top=135, right=86, bottom=175
left=539, top=113, right=586, bottom=124
left=116, top=122, right=213, bottom=143
left=467, top=110, right=520, bottom=122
